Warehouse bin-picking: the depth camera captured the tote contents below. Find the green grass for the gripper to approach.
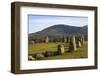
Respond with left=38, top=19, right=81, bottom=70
left=28, top=42, right=68, bottom=54
left=44, top=42, right=88, bottom=60
left=28, top=42, right=88, bottom=60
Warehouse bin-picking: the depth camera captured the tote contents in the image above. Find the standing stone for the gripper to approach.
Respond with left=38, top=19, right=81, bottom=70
left=76, top=40, right=82, bottom=48
left=28, top=40, right=35, bottom=44
left=57, top=44, right=65, bottom=55
left=45, top=36, right=49, bottom=43
left=63, top=37, right=67, bottom=43
left=63, top=35, right=67, bottom=43
left=67, top=36, right=70, bottom=43
left=68, top=36, right=77, bottom=51
left=78, top=41, right=82, bottom=47
left=76, top=37, right=82, bottom=48
left=31, top=40, right=35, bottom=44
left=81, top=35, right=85, bottom=45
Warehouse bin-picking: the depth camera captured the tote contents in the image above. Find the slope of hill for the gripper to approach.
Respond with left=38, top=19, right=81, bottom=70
left=29, top=24, right=88, bottom=39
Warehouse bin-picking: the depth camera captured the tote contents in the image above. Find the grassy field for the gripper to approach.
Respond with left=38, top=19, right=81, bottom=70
left=28, top=42, right=88, bottom=60
left=28, top=42, right=68, bottom=54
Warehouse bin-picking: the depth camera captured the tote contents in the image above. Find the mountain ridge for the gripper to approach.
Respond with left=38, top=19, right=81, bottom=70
left=29, top=24, right=88, bottom=40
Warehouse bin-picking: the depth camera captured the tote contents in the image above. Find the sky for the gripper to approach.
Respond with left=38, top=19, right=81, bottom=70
left=28, top=15, right=88, bottom=33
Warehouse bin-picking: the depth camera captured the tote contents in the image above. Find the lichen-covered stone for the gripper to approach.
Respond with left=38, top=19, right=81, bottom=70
left=57, top=44, right=65, bottom=55
left=68, top=36, right=77, bottom=51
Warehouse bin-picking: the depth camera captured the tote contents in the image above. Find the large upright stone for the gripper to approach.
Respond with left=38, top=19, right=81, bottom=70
left=45, top=36, right=49, bottom=43
left=76, top=40, right=82, bottom=48
left=31, top=40, right=35, bottom=44
left=68, top=36, right=77, bottom=51
left=28, top=40, right=35, bottom=44
left=57, top=44, right=65, bottom=55
left=76, top=37, right=82, bottom=48
left=67, top=36, right=70, bottom=43
left=63, top=37, right=67, bottom=43
left=81, top=35, right=85, bottom=45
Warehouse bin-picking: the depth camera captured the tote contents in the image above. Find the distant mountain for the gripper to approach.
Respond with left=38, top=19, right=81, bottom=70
left=29, top=24, right=88, bottom=40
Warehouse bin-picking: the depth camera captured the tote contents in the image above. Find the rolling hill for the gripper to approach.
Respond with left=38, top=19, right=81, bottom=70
left=29, top=24, right=88, bottom=40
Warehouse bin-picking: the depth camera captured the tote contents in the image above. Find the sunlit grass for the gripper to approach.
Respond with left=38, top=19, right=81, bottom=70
left=28, top=42, right=88, bottom=60
left=28, top=42, right=68, bottom=54
left=43, top=42, right=88, bottom=60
